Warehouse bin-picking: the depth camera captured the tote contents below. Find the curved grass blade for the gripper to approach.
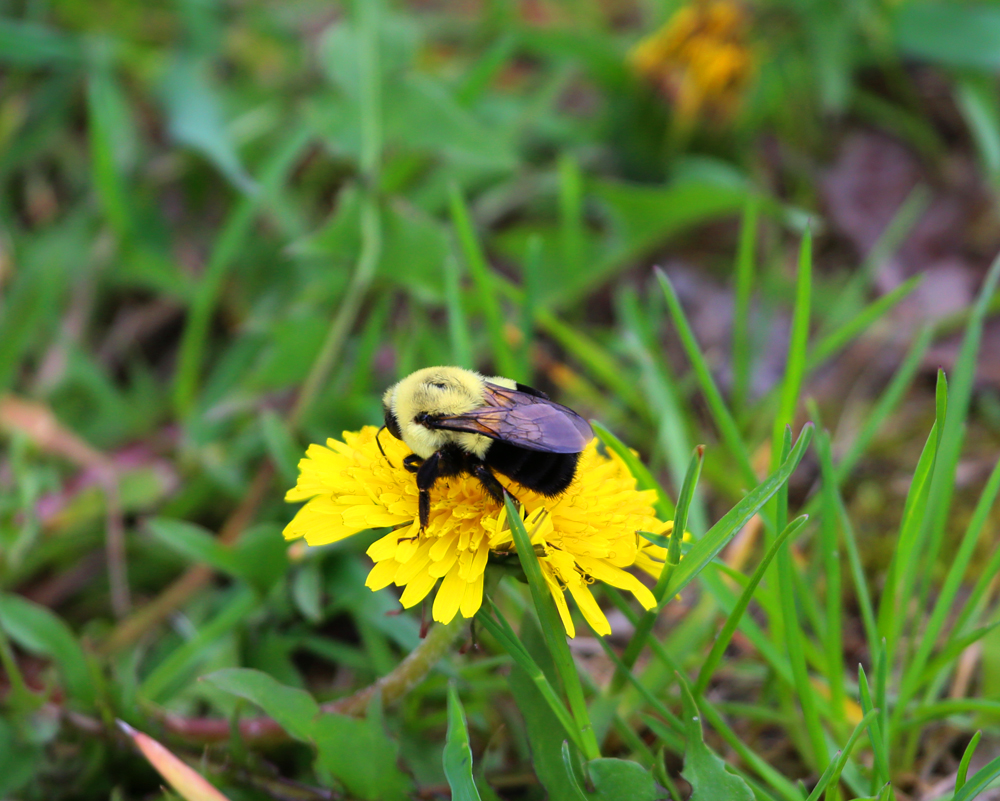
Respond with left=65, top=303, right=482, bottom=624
left=475, top=600, right=585, bottom=756
left=956, top=731, right=982, bottom=795
left=664, top=423, right=814, bottom=599
left=955, top=753, right=1000, bottom=801
left=504, top=496, right=600, bottom=760
left=656, top=268, right=754, bottom=485
left=731, top=197, right=757, bottom=415
left=695, top=514, right=809, bottom=694
left=617, top=446, right=704, bottom=684
left=771, top=230, right=812, bottom=472
left=560, top=742, right=590, bottom=801
left=444, top=684, right=482, bottom=801
left=803, top=708, right=880, bottom=801
left=858, top=666, right=890, bottom=789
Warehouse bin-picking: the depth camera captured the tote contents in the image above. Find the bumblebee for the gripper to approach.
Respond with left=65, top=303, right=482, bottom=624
left=379, top=366, right=593, bottom=529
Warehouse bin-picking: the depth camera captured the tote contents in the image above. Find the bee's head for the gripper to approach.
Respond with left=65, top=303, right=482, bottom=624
left=382, top=367, right=487, bottom=459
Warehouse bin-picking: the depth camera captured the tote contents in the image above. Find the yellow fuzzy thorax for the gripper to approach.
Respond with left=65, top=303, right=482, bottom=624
left=381, top=366, right=517, bottom=460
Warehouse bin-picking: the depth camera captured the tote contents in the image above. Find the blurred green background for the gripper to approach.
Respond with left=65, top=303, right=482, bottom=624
left=4, top=0, right=1000, bottom=798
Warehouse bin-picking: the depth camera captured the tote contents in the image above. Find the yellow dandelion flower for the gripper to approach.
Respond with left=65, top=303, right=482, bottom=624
left=283, top=427, right=672, bottom=636
left=628, top=0, right=755, bottom=125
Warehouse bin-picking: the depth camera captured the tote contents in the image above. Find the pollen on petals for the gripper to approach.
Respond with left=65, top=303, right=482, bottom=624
left=284, top=426, right=672, bottom=636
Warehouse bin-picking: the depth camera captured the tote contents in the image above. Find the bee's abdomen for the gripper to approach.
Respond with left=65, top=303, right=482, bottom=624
left=486, top=441, right=579, bottom=496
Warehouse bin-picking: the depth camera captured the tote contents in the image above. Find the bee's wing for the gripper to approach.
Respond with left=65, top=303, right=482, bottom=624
left=425, top=382, right=593, bottom=453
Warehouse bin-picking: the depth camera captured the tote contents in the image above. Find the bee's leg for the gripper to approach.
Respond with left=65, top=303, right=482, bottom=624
left=415, top=452, right=442, bottom=530
left=403, top=454, right=423, bottom=474
left=471, top=463, right=510, bottom=506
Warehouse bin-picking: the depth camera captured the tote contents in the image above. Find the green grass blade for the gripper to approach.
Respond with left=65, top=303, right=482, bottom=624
left=898, top=699, right=1000, bottom=730
left=558, top=154, right=585, bottom=278
left=956, top=731, right=982, bottom=795
left=616, top=446, right=704, bottom=684
left=913, top=253, right=1000, bottom=619
left=619, top=291, right=700, bottom=526
left=559, top=742, right=591, bottom=801
left=592, top=628, right=683, bottom=735
left=449, top=185, right=517, bottom=378
left=819, top=184, right=929, bottom=334
left=808, top=274, right=922, bottom=370
left=87, top=66, right=132, bottom=241
left=695, top=514, right=809, bottom=695
left=879, top=413, right=940, bottom=657
left=476, top=601, right=586, bottom=755
left=517, top=234, right=543, bottom=381
left=899, top=456, right=1000, bottom=705
left=457, top=33, right=517, bottom=105
left=139, top=585, right=259, bottom=703
left=834, top=325, right=933, bottom=483
left=535, top=309, right=647, bottom=419
left=731, top=197, right=758, bottom=415
left=815, top=429, right=846, bottom=723
left=504, top=496, right=600, bottom=760
left=771, top=229, right=812, bottom=473
left=656, top=268, right=755, bottom=486
left=444, top=254, right=473, bottom=368
left=816, top=434, right=879, bottom=666
left=924, top=622, right=1000, bottom=681
left=172, top=126, right=312, bottom=416
left=857, top=666, right=890, bottom=790
left=955, top=753, right=1000, bottom=801
left=693, top=692, right=804, bottom=801
left=664, top=423, right=814, bottom=599
left=444, top=684, right=483, bottom=801
left=775, top=431, right=827, bottom=769
left=804, top=709, right=880, bottom=801
left=875, top=639, right=889, bottom=769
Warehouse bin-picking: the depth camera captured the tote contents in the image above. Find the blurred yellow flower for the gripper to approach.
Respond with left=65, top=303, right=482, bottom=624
left=629, top=0, right=755, bottom=125
left=284, top=427, right=671, bottom=637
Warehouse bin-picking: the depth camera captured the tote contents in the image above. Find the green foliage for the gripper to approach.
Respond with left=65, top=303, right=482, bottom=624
left=679, top=683, right=753, bottom=801
left=206, top=668, right=412, bottom=799
left=444, top=685, right=482, bottom=801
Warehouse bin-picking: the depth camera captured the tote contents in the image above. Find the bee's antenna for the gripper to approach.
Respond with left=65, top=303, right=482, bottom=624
left=376, top=425, right=394, bottom=468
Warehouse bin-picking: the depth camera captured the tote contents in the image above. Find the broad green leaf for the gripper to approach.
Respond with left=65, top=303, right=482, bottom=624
left=203, top=667, right=319, bottom=742
left=0, top=717, right=42, bottom=795
left=87, top=65, right=137, bottom=239
left=680, top=684, right=754, bottom=801
left=444, top=685, right=482, bottom=801
left=161, top=58, right=255, bottom=194
left=894, top=2, right=1000, bottom=70
left=312, top=712, right=412, bottom=801
left=586, top=759, right=660, bottom=801
left=146, top=519, right=287, bottom=592
left=0, top=18, right=82, bottom=66
left=291, top=562, right=324, bottom=623
left=146, top=518, right=244, bottom=576
left=957, top=76, right=1000, bottom=179
left=0, top=593, right=95, bottom=707
left=292, top=187, right=449, bottom=302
